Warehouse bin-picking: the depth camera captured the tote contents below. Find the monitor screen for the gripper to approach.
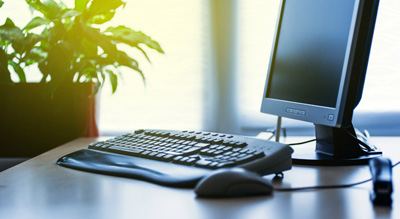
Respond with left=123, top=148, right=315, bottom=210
left=266, top=0, right=355, bottom=108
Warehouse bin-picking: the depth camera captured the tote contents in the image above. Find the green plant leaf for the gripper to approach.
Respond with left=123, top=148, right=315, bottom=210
left=0, top=18, right=24, bottom=43
left=74, top=59, right=93, bottom=82
left=8, top=60, right=26, bottom=82
left=38, top=27, right=49, bottom=47
left=40, top=42, right=74, bottom=95
left=105, top=26, right=164, bottom=54
left=82, top=26, right=120, bottom=60
left=115, top=50, right=144, bottom=81
left=0, top=18, right=24, bottom=53
left=79, top=24, right=116, bottom=56
left=100, top=70, right=106, bottom=86
left=23, top=33, right=44, bottom=54
left=25, top=0, right=61, bottom=20
left=42, top=0, right=61, bottom=19
left=105, top=69, right=118, bottom=93
left=22, top=48, right=47, bottom=65
left=0, top=1, right=4, bottom=8
left=89, top=11, right=115, bottom=24
left=98, top=35, right=119, bottom=57
left=0, top=48, right=12, bottom=83
left=78, top=65, right=97, bottom=84
left=48, top=22, right=67, bottom=43
left=38, top=61, right=49, bottom=82
left=82, top=66, right=96, bottom=79
left=61, top=9, right=82, bottom=19
left=116, top=50, right=138, bottom=68
left=23, top=16, right=48, bottom=32
left=80, top=38, right=98, bottom=57
left=87, top=0, right=124, bottom=17
left=135, top=46, right=151, bottom=63
left=75, top=0, right=90, bottom=12
left=74, top=59, right=90, bottom=75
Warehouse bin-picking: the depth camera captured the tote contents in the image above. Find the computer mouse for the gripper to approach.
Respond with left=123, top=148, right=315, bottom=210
left=194, top=168, right=273, bottom=198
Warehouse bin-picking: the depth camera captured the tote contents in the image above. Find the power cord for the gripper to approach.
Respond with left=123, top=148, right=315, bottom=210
left=274, top=160, right=400, bottom=192
left=344, top=128, right=380, bottom=153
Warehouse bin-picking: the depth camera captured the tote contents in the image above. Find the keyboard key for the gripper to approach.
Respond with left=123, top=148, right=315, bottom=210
left=162, top=154, right=175, bottom=161
left=108, top=146, right=143, bottom=156
left=195, top=143, right=210, bottom=148
left=186, top=158, right=197, bottom=164
left=216, top=161, right=235, bottom=168
left=182, top=147, right=201, bottom=155
left=195, top=160, right=212, bottom=167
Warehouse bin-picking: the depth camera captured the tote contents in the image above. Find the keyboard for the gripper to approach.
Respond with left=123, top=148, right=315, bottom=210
left=57, top=129, right=293, bottom=188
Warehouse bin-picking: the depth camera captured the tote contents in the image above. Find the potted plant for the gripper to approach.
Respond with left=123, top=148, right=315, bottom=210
left=0, top=0, right=163, bottom=157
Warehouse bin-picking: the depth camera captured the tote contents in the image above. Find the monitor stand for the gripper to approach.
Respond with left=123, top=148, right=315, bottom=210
left=291, top=124, right=382, bottom=165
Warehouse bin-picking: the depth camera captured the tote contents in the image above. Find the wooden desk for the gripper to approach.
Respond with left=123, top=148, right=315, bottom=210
left=0, top=137, right=399, bottom=219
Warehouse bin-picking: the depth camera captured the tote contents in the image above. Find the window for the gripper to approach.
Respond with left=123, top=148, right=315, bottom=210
left=236, top=0, right=281, bottom=135
left=98, top=0, right=209, bottom=135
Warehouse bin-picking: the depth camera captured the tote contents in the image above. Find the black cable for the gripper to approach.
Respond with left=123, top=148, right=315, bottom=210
left=344, top=128, right=379, bottom=153
left=274, top=178, right=372, bottom=192
left=274, top=160, right=400, bottom=192
left=288, top=139, right=316, bottom=146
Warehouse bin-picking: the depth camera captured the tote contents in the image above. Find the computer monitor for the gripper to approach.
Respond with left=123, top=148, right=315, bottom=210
left=260, top=0, right=382, bottom=165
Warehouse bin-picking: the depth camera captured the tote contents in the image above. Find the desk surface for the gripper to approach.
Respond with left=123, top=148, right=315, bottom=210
left=0, top=137, right=399, bottom=219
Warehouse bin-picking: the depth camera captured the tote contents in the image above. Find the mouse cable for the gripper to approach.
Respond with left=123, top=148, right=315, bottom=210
left=274, top=160, right=400, bottom=192
left=287, top=139, right=316, bottom=146
left=285, top=129, right=374, bottom=147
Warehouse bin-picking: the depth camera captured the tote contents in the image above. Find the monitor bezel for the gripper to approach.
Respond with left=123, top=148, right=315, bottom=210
left=260, top=0, right=365, bottom=128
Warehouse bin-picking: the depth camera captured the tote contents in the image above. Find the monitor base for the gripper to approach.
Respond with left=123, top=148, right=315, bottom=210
left=291, top=124, right=382, bottom=166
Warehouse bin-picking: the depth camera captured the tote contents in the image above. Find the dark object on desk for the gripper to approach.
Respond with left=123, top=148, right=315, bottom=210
left=369, top=157, right=393, bottom=206
left=57, top=129, right=293, bottom=188
left=0, top=83, right=97, bottom=157
left=57, top=149, right=205, bottom=187
left=194, top=168, right=273, bottom=198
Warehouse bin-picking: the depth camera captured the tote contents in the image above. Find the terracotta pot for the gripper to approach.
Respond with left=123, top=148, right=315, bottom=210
left=0, top=82, right=98, bottom=157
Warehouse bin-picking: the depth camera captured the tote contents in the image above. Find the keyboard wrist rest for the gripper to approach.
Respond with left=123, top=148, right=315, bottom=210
left=57, top=149, right=208, bottom=188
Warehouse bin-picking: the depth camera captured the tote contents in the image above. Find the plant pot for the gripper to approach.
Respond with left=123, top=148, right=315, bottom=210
left=0, top=82, right=99, bottom=157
